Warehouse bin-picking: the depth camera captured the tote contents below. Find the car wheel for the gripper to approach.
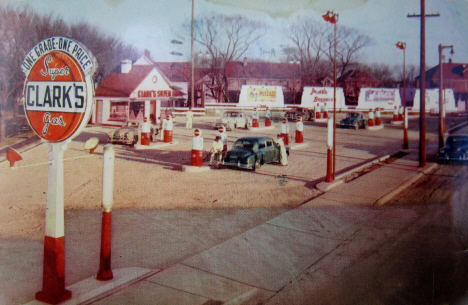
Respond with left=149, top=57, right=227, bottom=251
left=253, top=158, right=261, bottom=171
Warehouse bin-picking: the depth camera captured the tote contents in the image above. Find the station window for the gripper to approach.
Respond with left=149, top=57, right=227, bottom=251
left=109, top=101, right=129, bottom=121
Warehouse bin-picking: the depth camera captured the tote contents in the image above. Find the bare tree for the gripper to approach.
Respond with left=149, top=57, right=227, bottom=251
left=360, top=63, right=396, bottom=88
left=322, top=25, right=372, bottom=78
left=193, top=14, right=267, bottom=102
left=0, top=4, right=140, bottom=141
left=285, top=20, right=328, bottom=85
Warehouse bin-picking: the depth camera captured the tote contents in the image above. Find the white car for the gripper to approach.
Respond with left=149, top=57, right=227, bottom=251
left=213, top=111, right=252, bottom=131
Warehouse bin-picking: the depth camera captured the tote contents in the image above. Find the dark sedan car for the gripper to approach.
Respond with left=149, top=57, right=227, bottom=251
left=223, top=136, right=289, bottom=171
left=438, top=135, right=468, bottom=164
left=339, top=112, right=368, bottom=130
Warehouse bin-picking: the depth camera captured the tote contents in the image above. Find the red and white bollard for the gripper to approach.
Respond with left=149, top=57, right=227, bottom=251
left=375, top=108, right=381, bottom=126
left=315, top=104, right=322, bottom=119
left=191, top=129, right=204, bottom=167
left=326, top=118, right=334, bottom=183
left=368, top=109, right=375, bottom=127
left=323, top=104, right=328, bottom=119
left=392, top=106, right=399, bottom=122
left=295, top=117, right=304, bottom=143
left=398, top=106, right=404, bottom=121
left=97, top=144, right=115, bottom=281
left=36, top=141, right=72, bottom=304
left=252, top=108, right=259, bottom=128
left=163, top=115, right=173, bottom=143
left=265, top=107, right=272, bottom=127
left=280, top=118, right=290, bottom=146
left=140, top=117, right=151, bottom=145
left=403, top=107, right=409, bottom=150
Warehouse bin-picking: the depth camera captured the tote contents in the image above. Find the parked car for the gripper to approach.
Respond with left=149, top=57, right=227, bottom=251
left=285, top=107, right=312, bottom=121
left=108, top=121, right=157, bottom=146
left=438, top=134, right=468, bottom=164
left=222, top=136, right=289, bottom=171
left=339, top=112, right=368, bottom=130
left=213, top=111, right=251, bottom=131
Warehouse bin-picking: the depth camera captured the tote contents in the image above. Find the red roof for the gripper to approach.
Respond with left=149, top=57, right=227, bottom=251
left=155, top=62, right=191, bottom=83
left=95, top=65, right=155, bottom=97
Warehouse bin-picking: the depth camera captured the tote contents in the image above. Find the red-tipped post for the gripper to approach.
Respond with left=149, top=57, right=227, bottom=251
left=97, top=144, right=115, bottom=281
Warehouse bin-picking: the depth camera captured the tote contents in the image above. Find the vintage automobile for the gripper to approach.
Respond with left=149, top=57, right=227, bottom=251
left=108, top=121, right=158, bottom=146
left=339, top=112, right=368, bottom=130
left=213, top=111, right=252, bottom=131
left=222, top=136, right=289, bottom=171
left=285, top=107, right=313, bottom=121
left=438, top=134, right=468, bottom=164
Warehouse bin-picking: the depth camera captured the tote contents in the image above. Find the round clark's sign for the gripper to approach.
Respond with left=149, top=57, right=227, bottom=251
left=22, top=36, right=97, bottom=142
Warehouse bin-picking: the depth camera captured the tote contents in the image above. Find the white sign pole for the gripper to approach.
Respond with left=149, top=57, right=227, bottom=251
left=36, top=140, right=72, bottom=304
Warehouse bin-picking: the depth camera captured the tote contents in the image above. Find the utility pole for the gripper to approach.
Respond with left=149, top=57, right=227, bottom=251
left=190, top=0, right=195, bottom=109
left=408, top=0, right=439, bottom=168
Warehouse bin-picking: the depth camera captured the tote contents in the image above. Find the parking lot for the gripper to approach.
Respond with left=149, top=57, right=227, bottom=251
left=1, top=112, right=441, bottom=241
left=1, top=112, right=467, bottom=304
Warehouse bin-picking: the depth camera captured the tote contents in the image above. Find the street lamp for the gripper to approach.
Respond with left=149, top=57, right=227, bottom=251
left=438, top=44, right=454, bottom=149
left=323, top=10, right=338, bottom=182
left=396, top=41, right=408, bottom=150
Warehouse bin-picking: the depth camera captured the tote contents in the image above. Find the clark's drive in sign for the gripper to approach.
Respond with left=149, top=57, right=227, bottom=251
left=22, top=36, right=97, bottom=142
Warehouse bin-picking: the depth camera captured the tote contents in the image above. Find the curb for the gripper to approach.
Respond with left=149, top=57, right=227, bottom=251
left=316, top=154, right=391, bottom=192
left=374, top=162, right=439, bottom=206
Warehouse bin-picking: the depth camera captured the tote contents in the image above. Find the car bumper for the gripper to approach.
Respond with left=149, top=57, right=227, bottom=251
left=438, top=153, right=468, bottom=163
left=109, top=136, right=134, bottom=145
left=222, top=160, right=254, bottom=169
left=213, top=122, right=229, bottom=129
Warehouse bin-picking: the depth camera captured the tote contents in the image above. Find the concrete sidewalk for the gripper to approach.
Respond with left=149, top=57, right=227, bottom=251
left=23, top=150, right=439, bottom=305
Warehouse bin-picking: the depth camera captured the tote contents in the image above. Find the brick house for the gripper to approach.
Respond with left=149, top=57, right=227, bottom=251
left=338, top=70, right=382, bottom=105
left=421, top=61, right=468, bottom=111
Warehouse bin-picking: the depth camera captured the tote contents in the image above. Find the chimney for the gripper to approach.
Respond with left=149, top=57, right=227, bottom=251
left=121, top=59, right=132, bottom=74
left=243, top=57, right=248, bottom=67
left=449, top=58, right=452, bottom=64
left=144, top=49, right=151, bottom=59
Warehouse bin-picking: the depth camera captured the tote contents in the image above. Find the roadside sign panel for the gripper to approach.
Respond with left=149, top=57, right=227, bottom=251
left=22, top=37, right=97, bottom=142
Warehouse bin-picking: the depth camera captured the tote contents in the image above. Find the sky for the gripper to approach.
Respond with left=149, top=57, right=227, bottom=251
left=1, top=0, right=467, bottom=68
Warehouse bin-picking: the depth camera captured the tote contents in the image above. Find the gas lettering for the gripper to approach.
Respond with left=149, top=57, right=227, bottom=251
left=25, top=81, right=86, bottom=113
left=42, top=112, right=66, bottom=136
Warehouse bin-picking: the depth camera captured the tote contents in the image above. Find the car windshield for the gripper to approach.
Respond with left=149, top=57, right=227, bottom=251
left=233, top=140, right=256, bottom=149
left=124, top=122, right=139, bottom=128
left=224, top=112, right=238, bottom=118
left=446, top=136, right=468, bottom=148
left=347, top=113, right=359, bottom=118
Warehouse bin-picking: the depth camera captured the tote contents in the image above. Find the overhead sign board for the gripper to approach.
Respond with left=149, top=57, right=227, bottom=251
left=22, top=36, right=97, bottom=142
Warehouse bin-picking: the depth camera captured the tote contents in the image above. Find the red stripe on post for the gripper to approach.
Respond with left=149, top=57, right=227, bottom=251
left=36, top=236, right=72, bottom=304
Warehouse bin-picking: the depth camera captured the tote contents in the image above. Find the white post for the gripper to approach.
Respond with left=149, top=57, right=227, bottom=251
left=97, top=144, right=115, bottom=281
left=36, top=141, right=72, bottom=304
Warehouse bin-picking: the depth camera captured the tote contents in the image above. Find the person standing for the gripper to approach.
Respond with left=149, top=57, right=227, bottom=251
left=210, top=136, right=224, bottom=167
left=275, top=133, right=288, bottom=166
left=186, top=108, right=193, bottom=129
